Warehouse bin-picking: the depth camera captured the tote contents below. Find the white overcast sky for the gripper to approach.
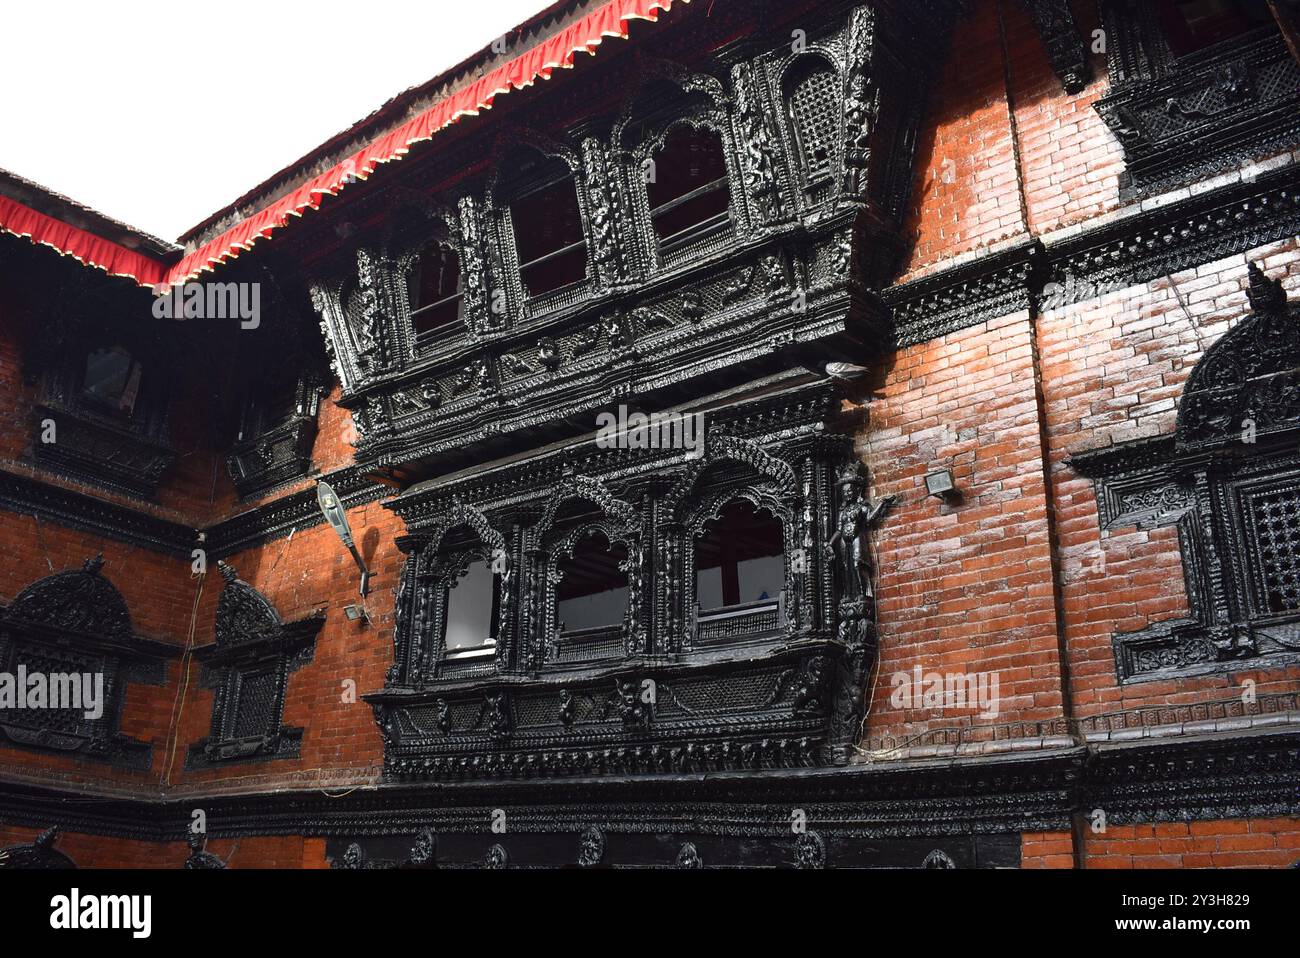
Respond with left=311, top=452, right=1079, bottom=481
left=0, top=0, right=548, bottom=241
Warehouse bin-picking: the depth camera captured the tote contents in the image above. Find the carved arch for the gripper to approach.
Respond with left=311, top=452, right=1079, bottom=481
left=6, top=553, right=132, bottom=640
left=530, top=479, right=643, bottom=666
left=663, top=434, right=798, bottom=518
left=534, top=476, right=635, bottom=538
left=1175, top=264, right=1300, bottom=450
left=610, top=57, right=730, bottom=154
left=421, top=501, right=509, bottom=569
left=483, top=126, right=584, bottom=206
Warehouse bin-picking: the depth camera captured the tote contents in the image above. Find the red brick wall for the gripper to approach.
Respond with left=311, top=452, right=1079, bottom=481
left=166, top=497, right=398, bottom=791
left=1082, top=819, right=1300, bottom=869
left=1022, top=830, right=1076, bottom=868
left=863, top=311, right=1068, bottom=745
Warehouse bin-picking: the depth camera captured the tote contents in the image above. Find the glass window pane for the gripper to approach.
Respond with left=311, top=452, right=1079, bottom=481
left=445, top=560, right=496, bottom=651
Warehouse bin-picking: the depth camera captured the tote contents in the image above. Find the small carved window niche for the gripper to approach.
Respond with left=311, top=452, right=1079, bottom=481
left=187, top=562, right=323, bottom=767
left=1071, top=264, right=1300, bottom=681
left=782, top=55, right=841, bottom=195
left=1094, top=0, right=1299, bottom=193
left=33, top=334, right=176, bottom=498
left=0, top=555, right=174, bottom=769
left=227, top=373, right=324, bottom=500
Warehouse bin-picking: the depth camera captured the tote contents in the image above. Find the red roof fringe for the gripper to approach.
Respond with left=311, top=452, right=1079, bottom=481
left=0, top=0, right=682, bottom=292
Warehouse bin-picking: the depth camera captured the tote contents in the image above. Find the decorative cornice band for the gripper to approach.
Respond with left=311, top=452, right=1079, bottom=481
left=1041, top=164, right=1300, bottom=305
left=2, top=728, right=1297, bottom=847
left=0, top=469, right=193, bottom=557
left=0, top=466, right=391, bottom=563
left=881, top=163, right=1300, bottom=346
left=883, top=240, right=1043, bottom=347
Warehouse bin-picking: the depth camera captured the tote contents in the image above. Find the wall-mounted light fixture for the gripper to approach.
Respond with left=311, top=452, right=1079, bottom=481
left=924, top=469, right=958, bottom=501
left=316, top=479, right=371, bottom=596
left=342, top=603, right=372, bottom=627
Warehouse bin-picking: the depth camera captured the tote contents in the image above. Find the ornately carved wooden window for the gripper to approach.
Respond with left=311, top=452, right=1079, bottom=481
left=188, top=563, right=322, bottom=767
left=549, top=527, right=630, bottom=666
left=417, top=521, right=510, bottom=678
left=645, top=125, right=731, bottom=253
left=783, top=56, right=840, bottom=187
left=0, top=555, right=171, bottom=770
left=1094, top=0, right=1298, bottom=191
left=407, top=234, right=464, bottom=349
left=35, top=334, right=176, bottom=497
left=227, top=372, right=323, bottom=500
left=692, top=498, right=786, bottom=645
left=502, top=150, right=588, bottom=298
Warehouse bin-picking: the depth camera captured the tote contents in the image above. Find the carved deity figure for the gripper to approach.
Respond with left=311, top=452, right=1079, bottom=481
left=826, top=460, right=889, bottom=602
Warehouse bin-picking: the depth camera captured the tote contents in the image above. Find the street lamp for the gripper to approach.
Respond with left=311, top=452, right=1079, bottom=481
left=316, top=479, right=371, bottom=596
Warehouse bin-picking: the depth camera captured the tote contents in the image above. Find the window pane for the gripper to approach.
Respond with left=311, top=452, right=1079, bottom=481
left=556, top=533, right=628, bottom=631
left=695, top=500, right=784, bottom=609
left=83, top=346, right=140, bottom=414
left=445, top=560, right=496, bottom=651
left=409, top=240, right=462, bottom=339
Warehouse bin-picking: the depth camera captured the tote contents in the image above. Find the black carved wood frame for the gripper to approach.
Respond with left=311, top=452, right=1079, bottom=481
left=187, top=563, right=323, bottom=767
left=1071, top=264, right=1300, bottom=681
left=0, top=556, right=174, bottom=770
left=1093, top=0, right=1300, bottom=193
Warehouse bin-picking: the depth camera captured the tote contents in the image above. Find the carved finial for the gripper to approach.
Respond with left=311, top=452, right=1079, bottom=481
left=1246, top=263, right=1287, bottom=315
left=82, top=554, right=104, bottom=575
left=217, top=561, right=239, bottom=584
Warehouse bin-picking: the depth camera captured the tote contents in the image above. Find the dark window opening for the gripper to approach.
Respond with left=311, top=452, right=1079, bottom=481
left=408, top=240, right=463, bottom=344
left=695, top=500, right=784, bottom=610
left=1157, top=0, right=1273, bottom=57
left=510, top=169, right=587, bottom=297
left=444, top=557, right=501, bottom=654
left=239, top=377, right=299, bottom=440
left=555, top=531, right=628, bottom=633
left=82, top=346, right=143, bottom=418
left=647, top=126, right=730, bottom=250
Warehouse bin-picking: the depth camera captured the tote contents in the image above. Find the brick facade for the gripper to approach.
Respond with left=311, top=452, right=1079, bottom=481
left=1, top=0, right=1298, bottom=869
